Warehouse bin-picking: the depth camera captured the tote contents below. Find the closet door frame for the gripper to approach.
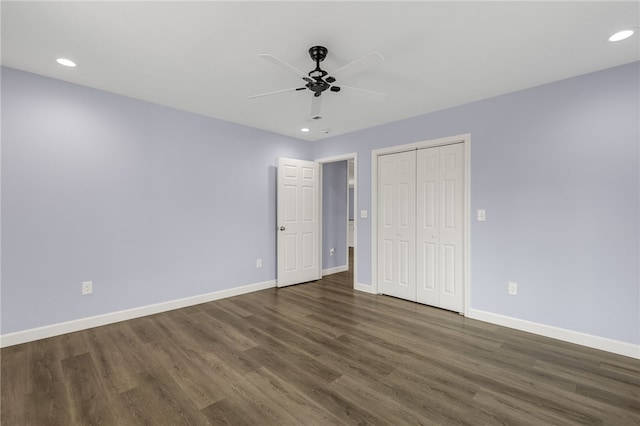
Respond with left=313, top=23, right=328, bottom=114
left=371, top=133, right=471, bottom=314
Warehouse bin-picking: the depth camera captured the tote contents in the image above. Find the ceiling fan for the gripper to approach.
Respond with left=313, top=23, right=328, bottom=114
left=246, top=46, right=386, bottom=119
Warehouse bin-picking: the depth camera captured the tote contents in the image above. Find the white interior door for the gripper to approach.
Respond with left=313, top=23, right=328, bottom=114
left=277, top=158, right=321, bottom=287
left=416, top=144, right=464, bottom=311
left=377, top=151, right=416, bottom=301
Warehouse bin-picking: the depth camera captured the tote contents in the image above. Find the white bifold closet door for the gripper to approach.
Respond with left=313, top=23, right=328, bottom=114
left=378, top=143, right=464, bottom=313
left=377, top=150, right=416, bottom=301
left=416, top=144, right=464, bottom=312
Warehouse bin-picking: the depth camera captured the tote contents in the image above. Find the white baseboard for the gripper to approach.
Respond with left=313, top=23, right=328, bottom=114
left=467, top=308, right=640, bottom=360
left=354, top=282, right=378, bottom=295
left=0, top=280, right=276, bottom=348
left=5, top=281, right=636, bottom=360
left=322, top=265, right=349, bottom=276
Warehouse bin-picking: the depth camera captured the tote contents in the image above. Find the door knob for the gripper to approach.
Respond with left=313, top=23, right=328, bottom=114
left=279, top=226, right=286, bottom=231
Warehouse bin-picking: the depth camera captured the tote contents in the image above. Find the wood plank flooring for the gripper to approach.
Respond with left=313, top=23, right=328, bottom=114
left=2, top=261, right=639, bottom=425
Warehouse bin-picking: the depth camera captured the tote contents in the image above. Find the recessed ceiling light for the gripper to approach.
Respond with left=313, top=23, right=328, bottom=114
left=609, top=30, right=634, bottom=42
left=301, top=128, right=310, bottom=132
left=56, top=58, right=76, bottom=67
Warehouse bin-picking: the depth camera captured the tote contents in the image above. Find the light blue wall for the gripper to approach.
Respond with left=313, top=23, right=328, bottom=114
left=3, top=63, right=638, bottom=347
left=1, top=67, right=312, bottom=333
left=312, top=62, right=640, bottom=345
left=322, top=161, right=348, bottom=271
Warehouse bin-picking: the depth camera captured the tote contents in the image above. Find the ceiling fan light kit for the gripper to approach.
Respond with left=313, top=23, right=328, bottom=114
left=248, top=45, right=386, bottom=120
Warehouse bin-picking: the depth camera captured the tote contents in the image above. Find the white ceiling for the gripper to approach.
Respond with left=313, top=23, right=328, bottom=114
left=2, top=1, right=638, bottom=142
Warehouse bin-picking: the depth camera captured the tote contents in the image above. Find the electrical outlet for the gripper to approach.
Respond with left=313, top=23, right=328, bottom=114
left=329, top=248, right=335, bottom=256
left=82, top=281, right=93, bottom=295
left=256, top=258, right=262, bottom=268
left=508, top=281, right=518, bottom=295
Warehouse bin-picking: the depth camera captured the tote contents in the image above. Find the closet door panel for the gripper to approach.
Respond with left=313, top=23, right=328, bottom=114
left=437, top=143, right=465, bottom=312
left=416, top=148, right=440, bottom=305
left=417, top=144, right=464, bottom=311
left=377, top=151, right=416, bottom=301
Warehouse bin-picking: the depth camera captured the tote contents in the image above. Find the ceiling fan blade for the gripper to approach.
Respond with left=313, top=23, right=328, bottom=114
left=330, top=52, right=384, bottom=81
left=259, top=54, right=308, bottom=80
left=339, top=85, right=387, bottom=102
left=310, top=95, right=323, bottom=118
left=246, top=87, right=305, bottom=99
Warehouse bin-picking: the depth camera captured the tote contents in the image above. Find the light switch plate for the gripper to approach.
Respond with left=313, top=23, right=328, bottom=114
left=477, top=209, right=486, bottom=221
left=360, top=210, right=368, bottom=219
left=508, top=281, right=518, bottom=295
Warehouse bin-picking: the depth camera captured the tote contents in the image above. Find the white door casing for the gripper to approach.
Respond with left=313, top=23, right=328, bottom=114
left=377, top=151, right=417, bottom=301
left=416, top=144, right=465, bottom=311
left=277, top=158, right=321, bottom=287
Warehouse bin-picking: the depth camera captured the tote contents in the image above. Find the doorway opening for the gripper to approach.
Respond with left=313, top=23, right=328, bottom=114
left=318, top=153, right=358, bottom=290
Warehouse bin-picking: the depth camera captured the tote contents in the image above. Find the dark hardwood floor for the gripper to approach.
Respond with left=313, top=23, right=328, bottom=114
left=2, top=255, right=639, bottom=425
